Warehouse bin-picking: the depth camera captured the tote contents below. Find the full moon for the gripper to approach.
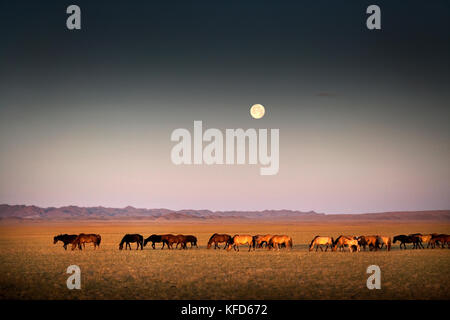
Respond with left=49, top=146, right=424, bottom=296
left=250, top=104, right=265, bottom=119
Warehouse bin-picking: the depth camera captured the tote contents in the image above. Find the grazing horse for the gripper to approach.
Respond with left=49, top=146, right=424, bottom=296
left=357, top=235, right=379, bottom=251
left=252, top=234, right=273, bottom=249
left=175, top=234, right=188, bottom=249
left=226, top=235, right=253, bottom=251
left=71, top=233, right=101, bottom=250
left=160, top=234, right=179, bottom=249
left=269, top=235, right=293, bottom=250
left=185, top=235, right=198, bottom=248
left=393, top=235, right=421, bottom=249
left=53, top=234, right=78, bottom=250
left=429, top=234, right=450, bottom=249
left=309, top=236, right=333, bottom=252
left=207, top=233, right=231, bottom=249
left=144, top=234, right=163, bottom=249
left=332, top=236, right=360, bottom=252
left=377, top=236, right=391, bottom=251
left=119, top=234, right=143, bottom=250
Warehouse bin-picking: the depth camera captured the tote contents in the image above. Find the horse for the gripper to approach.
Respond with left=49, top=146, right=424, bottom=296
left=144, top=234, right=163, bottom=249
left=226, top=235, right=253, bottom=251
left=428, top=233, right=443, bottom=249
left=309, top=236, right=333, bottom=252
left=252, top=234, right=273, bottom=249
left=429, top=234, right=450, bottom=249
left=53, top=234, right=78, bottom=250
left=185, top=235, right=198, bottom=248
left=377, top=236, right=391, bottom=251
left=393, top=234, right=421, bottom=249
left=357, top=235, right=379, bottom=251
left=207, top=233, right=231, bottom=249
left=408, top=233, right=424, bottom=249
left=269, top=235, right=293, bottom=250
left=174, top=234, right=188, bottom=249
left=332, top=236, right=360, bottom=252
left=119, top=234, right=143, bottom=250
left=71, top=233, right=101, bottom=250
left=160, top=234, right=178, bottom=250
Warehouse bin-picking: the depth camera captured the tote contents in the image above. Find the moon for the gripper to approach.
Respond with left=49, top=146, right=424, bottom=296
left=250, top=104, right=265, bottom=119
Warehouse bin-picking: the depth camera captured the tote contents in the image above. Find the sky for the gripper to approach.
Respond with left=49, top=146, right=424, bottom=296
left=0, top=1, right=449, bottom=213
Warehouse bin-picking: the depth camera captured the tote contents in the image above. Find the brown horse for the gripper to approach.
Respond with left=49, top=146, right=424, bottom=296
left=269, top=235, right=293, bottom=250
left=332, top=236, right=360, bottom=252
left=226, top=235, right=253, bottom=251
left=429, top=234, right=450, bottom=249
left=252, top=234, right=273, bottom=249
left=71, top=233, right=101, bottom=250
left=309, top=236, right=333, bottom=252
left=160, top=234, right=178, bottom=249
left=377, top=236, right=391, bottom=251
left=174, top=234, right=188, bottom=249
left=53, top=234, right=78, bottom=250
left=119, top=234, right=143, bottom=250
left=357, top=235, right=379, bottom=251
left=207, top=233, right=231, bottom=249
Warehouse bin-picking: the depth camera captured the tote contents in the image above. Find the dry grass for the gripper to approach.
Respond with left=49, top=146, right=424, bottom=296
left=0, top=221, right=449, bottom=300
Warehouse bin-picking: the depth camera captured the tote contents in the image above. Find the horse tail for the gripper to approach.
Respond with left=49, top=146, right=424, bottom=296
left=289, top=238, right=293, bottom=249
left=97, top=235, right=101, bottom=246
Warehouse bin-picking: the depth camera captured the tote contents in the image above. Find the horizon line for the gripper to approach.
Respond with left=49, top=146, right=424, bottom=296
left=1, top=203, right=449, bottom=216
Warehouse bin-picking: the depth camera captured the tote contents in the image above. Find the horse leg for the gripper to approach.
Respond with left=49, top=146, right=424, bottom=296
left=319, top=245, right=323, bottom=251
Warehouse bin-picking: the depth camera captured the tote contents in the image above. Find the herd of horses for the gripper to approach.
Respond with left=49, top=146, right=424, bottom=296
left=53, top=232, right=450, bottom=252
left=309, top=233, right=450, bottom=252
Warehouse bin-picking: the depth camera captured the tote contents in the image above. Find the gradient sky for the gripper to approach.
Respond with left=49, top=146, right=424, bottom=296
left=1, top=1, right=449, bottom=213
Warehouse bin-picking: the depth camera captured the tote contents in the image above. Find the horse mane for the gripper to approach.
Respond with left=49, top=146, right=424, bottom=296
left=207, top=233, right=218, bottom=244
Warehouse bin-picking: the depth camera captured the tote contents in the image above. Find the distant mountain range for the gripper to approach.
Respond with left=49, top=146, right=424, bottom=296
left=0, top=204, right=449, bottom=222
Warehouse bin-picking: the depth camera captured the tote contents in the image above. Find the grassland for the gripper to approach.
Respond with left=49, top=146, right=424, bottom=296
left=0, top=221, right=449, bottom=300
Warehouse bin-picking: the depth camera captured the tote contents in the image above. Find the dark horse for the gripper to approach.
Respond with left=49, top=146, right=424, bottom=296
left=185, top=235, right=198, bottom=248
left=71, top=233, right=101, bottom=250
left=144, top=234, right=181, bottom=250
left=393, top=234, right=421, bottom=249
left=119, top=234, right=143, bottom=250
left=53, top=234, right=78, bottom=250
left=207, top=233, right=231, bottom=249
left=144, top=234, right=163, bottom=249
